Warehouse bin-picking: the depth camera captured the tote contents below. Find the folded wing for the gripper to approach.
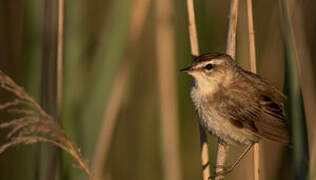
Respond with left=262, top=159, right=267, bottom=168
left=214, top=69, right=289, bottom=144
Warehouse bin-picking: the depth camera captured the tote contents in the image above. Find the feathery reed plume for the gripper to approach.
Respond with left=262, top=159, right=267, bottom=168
left=0, top=70, right=91, bottom=176
left=246, top=0, right=259, bottom=179
left=214, top=0, right=239, bottom=180
left=186, top=0, right=211, bottom=179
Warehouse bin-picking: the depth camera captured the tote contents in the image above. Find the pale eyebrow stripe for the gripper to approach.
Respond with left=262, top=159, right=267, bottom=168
left=196, top=59, right=224, bottom=68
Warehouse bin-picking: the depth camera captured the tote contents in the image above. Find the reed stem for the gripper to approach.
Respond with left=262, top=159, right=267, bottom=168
left=246, top=0, right=259, bottom=179
left=186, top=0, right=211, bottom=179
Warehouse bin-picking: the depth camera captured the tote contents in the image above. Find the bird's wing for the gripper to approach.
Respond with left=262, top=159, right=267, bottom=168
left=255, top=94, right=289, bottom=144
left=214, top=88, right=262, bottom=134
left=213, top=71, right=289, bottom=144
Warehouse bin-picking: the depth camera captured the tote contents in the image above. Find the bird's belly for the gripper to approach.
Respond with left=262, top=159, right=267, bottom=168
left=198, top=106, right=257, bottom=145
left=190, top=86, right=259, bottom=145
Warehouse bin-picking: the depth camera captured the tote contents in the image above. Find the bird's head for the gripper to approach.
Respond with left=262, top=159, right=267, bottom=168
left=181, top=53, right=235, bottom=90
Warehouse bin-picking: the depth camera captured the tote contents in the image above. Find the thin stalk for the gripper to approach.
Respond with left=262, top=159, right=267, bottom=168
left=246, top=0, right=259, bottom=180
left=215, top=140, right=229, bottom=180
left=225, top=0, right=239, bottom=59
left=186, top=0, right=199, bottom=56
left=155, top=0, right=182, bottom=179
left=56, top=0, right=64, bottom=124
left=247, top=0, right=256, bottom=73
left=39, top=0, right=57, bottom=179
left=47, top=0, right=64, bottom=179
left=90, top=0, right=151, bottom=179
left=186, top=0, right=211, bottom=180
left=215, top=0, right=239, bottom=180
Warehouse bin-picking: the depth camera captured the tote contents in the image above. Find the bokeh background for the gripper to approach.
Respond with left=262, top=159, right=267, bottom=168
left=0, top=0, right=315, bottom=180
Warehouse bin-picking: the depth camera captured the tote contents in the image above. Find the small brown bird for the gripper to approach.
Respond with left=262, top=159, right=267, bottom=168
left=181, top=53, right=289, bottom=175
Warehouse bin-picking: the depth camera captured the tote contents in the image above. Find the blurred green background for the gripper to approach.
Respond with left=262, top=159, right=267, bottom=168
left=0, top=0, right=315, bottom=180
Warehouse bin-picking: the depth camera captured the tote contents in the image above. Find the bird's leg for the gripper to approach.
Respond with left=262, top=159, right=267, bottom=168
left=225, top=142, right=255, bottom=172
left=213, top=142, right=255, bottom=177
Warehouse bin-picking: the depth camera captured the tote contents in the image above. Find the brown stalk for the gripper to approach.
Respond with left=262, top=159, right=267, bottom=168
left=225, top=0, right=239, bottom=60
left=155, top=0, right=182, bottom=179
left=247, top=0, right=256, bottom=73
left=186, top=0, right=200, bottom=55
left=90, top=0, right=151, bottom=179
left=46, top=0, right=64, bottom=178
left=38, top=0, right=56, bottom=178
left=56, top=0, right=64, bottom=124
left=214, top=0, right=240, bottom=180
left=186, top=0, right=211, bottom=180
left=246, top=0, right=259, bottom=180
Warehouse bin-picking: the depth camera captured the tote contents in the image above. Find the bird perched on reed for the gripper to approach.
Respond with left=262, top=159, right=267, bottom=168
left=181, top=52, right=289, bottom=176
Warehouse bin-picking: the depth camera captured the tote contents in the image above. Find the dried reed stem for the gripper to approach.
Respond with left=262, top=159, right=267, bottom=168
left=90, top=0, right=151, bottom=179
left=186, top=0, right=211, bottom=180
left=46, top=0, right=64, bottom=178
left=186, top=0, right=199, bottom=56
left=215, top=0, right=239, bottom=179
left=156, top=0, right=182, bottom=179
left=253, top=144, right=259, bottom=179
left=225, top=0, right=239, bottom=59
left=246, top=0, right=259, bottom=180
left=38, top=0, right=55, bottom=177
left=215, top=140, right=229, bottom=180
left=247, top=0, right=256, bottom=73
left=57, top=0, right=64, bottom=123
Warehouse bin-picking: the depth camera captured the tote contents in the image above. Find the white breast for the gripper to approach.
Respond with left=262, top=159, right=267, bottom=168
left=190, top=86, right=258, bottom=145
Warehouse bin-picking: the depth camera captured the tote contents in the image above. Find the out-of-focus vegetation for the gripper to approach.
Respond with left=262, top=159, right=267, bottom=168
left=0, top=0, right=315, bottom=180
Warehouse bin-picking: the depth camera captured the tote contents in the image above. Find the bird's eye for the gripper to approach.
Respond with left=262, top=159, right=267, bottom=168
left=204, top=64, right=213, bottom=70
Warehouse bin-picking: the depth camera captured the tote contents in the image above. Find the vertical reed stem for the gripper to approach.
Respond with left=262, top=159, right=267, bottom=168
left=246, top=0, right=259, bottom=180
left=186, top=0, right=200, bottom=55
left=46, top=0, right=64, bottom=179
left=57, top=0, right=64, bottom=123
left=247, top=0, right=256, bottom=73
left=186, top=0, right=211, bottom=179
left=215, top=140, right=229, bottom=180
left=155, top=0, right=182, bottom=179
left=215, top=0, right=239, bottom=180
left=225, top=0, right=239, bottom=59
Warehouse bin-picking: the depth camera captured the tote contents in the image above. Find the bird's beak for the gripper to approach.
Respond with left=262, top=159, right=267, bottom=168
left=180, top=66, right=193, bottom=73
